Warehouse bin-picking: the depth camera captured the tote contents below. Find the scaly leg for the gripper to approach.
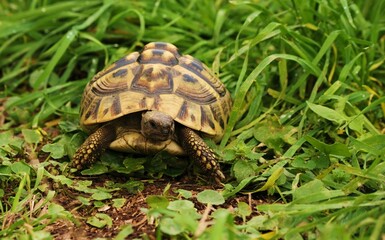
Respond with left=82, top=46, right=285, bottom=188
left=178, top=127, right=225, bottom=183
left=71, top=124, right=116, bottom=170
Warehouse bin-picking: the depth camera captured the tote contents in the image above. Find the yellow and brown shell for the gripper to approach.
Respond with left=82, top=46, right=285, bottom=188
left=79, top=42, right=232, bottom=142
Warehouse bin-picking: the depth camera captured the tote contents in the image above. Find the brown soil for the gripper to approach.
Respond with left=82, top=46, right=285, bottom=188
left=46, top=175, right=272, bottom=239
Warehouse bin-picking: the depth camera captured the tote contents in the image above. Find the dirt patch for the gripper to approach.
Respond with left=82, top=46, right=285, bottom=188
left=47, top=175, right=272, bottom=239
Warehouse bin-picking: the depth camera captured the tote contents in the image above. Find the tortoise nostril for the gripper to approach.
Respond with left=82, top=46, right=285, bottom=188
left=161, top=127, right=170, bottom=134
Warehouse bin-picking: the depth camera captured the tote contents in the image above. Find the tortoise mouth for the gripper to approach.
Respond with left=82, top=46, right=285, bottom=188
left=141, top=124, right=174, bottom=141
left=144, top=131, right=171, bottom=141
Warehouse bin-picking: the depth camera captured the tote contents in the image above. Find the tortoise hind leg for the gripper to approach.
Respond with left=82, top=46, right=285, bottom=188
left=178, top=127, right=225, bottom=183
left=71, top=124, right=116, bottom=170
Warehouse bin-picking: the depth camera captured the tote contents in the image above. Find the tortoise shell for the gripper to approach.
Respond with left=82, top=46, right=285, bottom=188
left=79, top=42, right=231, bottom=142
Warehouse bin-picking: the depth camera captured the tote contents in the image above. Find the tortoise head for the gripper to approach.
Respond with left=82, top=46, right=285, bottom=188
left=141, top=111, right=175, bottom=141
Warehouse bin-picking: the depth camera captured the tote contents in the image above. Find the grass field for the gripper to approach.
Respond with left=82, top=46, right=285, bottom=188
left=1, top=0, right=385, bottom=239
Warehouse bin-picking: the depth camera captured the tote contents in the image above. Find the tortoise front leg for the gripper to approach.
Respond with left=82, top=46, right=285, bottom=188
left=178, top=127, right=225, bottom=183
left=71, top=124, right=116, bottom=170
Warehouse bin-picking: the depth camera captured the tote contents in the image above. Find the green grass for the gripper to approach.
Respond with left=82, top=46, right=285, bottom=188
left=1, top=0, right=385, bottom=239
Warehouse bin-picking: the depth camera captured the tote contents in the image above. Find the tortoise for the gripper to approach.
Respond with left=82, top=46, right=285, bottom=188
left=71, top=42, right=232, bottom=182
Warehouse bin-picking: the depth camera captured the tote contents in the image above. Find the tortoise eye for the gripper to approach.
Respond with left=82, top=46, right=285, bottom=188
left=149, top=120, right=157, bottom=128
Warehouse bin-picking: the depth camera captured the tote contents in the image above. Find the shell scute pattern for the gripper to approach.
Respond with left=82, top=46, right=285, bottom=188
left=112, top=69, right=128, bottom=78
left=143, top=42, right=181, bottom=57
left=80, top=42, right=231, bottom=141
left=178, top=56, right=227, bottom=97
left=139, top=49, right=179, bottom=66
left=89, top=52, right=140, bottom=85
left=131, top=65, right=174, bottom=94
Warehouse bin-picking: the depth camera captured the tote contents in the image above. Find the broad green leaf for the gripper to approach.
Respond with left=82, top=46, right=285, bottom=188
left=168, top=200, right=194, bottom=211
left=318, top=223, right=351, bottom=240
left=0, top=131, right=23, bottom=149
left=160, top=218, right=184, bottom=235
left=0, top=165, right=12, bottom=174
left=73, top=180, right=94, bottom=194
left=307, top=102, right=347, bottom=125
left=77, top=196, right=91, bottom=206
left=146, top=195, right=169, bottom=209
left=291, top=157, right=316, bottom=170
left=292, top=179, right=345, bottom=203
left=305, top=135, right=351, bottom=157
left=81, top=164, right=109, bottom=175
left=197, top=190, right=224, bottom=205
left=87, top=213, right=113, bottom=228
left=59, top=120, right=80, bottom=133
left=93, top=201, right=105, bottom=208
left=0, top=130, right=16, bottom=147
left=47, top=203, right=66, bottom=215
left=176, top=189, right=193, bottom=199
left=91, top=191, right=112, bottom=201
left=348, top=115, right=365, bottom=133
left=237, top=202, right=252, bottom=219
left=42, top=143, right=65, bottom=159
left=210, top=209, right=236, bottom=240
left=28, top=69, right=44, bottom=89
left=22, top=129, right=42, bottom=144
left=112, top=198, right=126, bottom=209
left=49, top=174, right=73, bottom=186
left=351, top=135, right=385, bottom=156
left=233, top=160, right=256, bottom=182
left=10, top=162, right=31, bottom=175
left=114, top=224, right=134, bottom=240
left=28, top=230, right=51, bottom=239
left=253, top=118, right=297, bottom=154
left=121, top=157, right=146, bottom=173
left=245, top=215, right=271, bottom=229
